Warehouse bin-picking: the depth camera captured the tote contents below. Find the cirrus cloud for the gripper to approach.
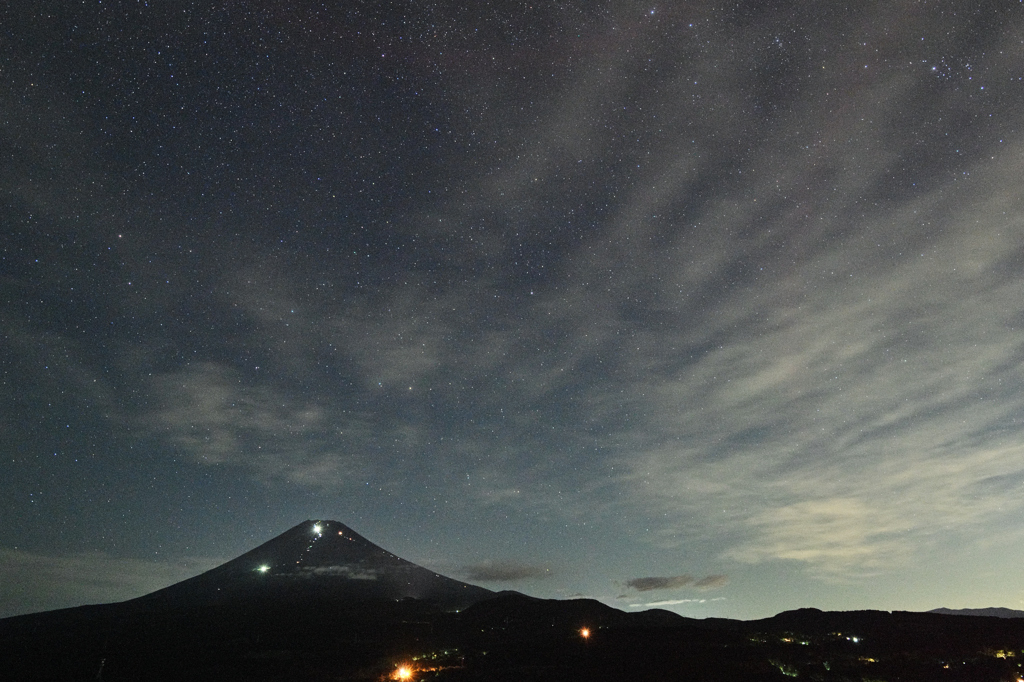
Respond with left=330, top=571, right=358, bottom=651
left=461, top=560, right=552, bottom=582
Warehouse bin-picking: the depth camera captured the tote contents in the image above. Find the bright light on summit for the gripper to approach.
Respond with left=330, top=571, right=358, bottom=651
left=313, top=524, right=322, bottom=534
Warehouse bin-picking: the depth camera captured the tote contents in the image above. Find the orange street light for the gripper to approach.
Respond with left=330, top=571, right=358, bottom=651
left=580, top=627, right=591, bottom=640
left=393, top=664, right=414, bottom=680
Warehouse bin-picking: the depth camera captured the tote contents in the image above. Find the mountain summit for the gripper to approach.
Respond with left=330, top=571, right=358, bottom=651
left=134, top=519, right=494, bottom=610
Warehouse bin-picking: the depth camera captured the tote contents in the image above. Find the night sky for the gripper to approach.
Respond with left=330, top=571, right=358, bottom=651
left=4, top=1, right=1024, bottom=621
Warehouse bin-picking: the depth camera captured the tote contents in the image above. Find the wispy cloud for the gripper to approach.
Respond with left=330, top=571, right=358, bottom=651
left=625, top=575, right=693, bottom=592
left=609, top=134, right=1024, bottom=577
left=505, top=20, right=1024, bottom=581
left=625, top=574, right=728, bottom=592
left=629, top=597, right=727, bottom=609
left=148, top=362, right=377, bottom=488
left=461, top=560, right=552, bottom=582
left=694, top=575, right=729, bottom=589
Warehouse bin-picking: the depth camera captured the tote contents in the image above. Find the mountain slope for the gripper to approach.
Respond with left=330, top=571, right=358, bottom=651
left=133, top=519, right=494, bottom=610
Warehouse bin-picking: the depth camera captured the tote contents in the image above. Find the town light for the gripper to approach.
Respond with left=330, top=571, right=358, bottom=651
left=580, top=627, right=591, bottom=640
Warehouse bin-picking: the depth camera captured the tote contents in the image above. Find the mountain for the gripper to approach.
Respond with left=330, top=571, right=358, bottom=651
left=929, top=607, right=1024, bottom=618
left=134, top=519, right=495, bottom=611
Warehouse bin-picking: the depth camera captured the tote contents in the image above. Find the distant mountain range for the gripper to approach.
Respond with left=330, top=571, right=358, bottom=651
left=928, top=607, right=1024, bottom=618
left=4, top=520, right=1024, bottom=681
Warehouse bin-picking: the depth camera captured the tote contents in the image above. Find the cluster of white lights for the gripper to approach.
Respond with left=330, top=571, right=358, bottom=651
left=291, top=522, right=327, bottom=566
left=258, top=523, right=329, bottom=573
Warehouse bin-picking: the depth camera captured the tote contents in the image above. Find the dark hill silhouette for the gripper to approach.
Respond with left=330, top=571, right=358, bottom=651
left=930, top=606, right=1024, bottom=618
left=457, top=591, right=691, bottom=635
left=133, top=519, right=494, bottom=611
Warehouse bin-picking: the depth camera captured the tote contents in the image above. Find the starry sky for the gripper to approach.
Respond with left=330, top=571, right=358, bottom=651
left=3, top=0, right=1024, bottom=621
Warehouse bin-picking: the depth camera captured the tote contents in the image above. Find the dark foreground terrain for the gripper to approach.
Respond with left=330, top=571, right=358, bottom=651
left=4, top=594, right=1024, bottom=681
left=3, top=522, right=1023, bottom=681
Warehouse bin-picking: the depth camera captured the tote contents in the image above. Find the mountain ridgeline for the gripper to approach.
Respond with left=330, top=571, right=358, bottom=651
left=3, top=520, right=1024, bottom=681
